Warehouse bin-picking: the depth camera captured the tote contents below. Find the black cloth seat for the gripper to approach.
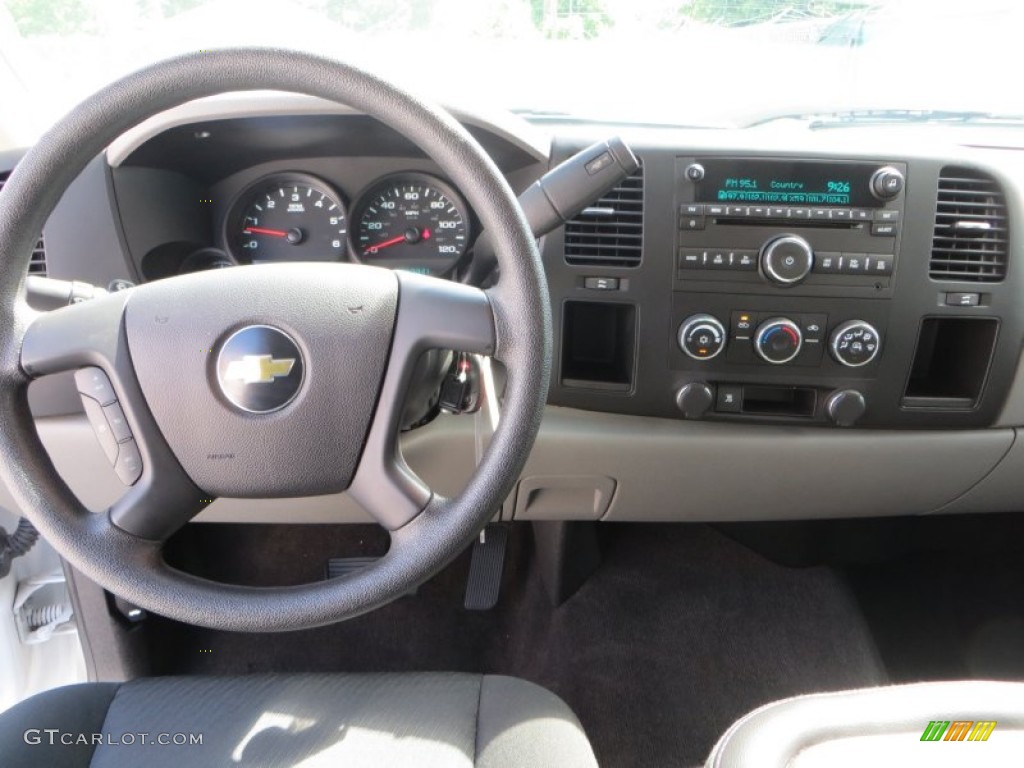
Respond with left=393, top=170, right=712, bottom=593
left=1, top=672, right=598, bottom=767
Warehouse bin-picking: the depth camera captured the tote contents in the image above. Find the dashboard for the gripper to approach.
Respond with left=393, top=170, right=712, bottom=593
left=5, top=94, right=1024, bottom=525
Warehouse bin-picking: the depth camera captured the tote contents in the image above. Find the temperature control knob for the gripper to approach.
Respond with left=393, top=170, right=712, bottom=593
left=754, top=317, right=803, bottom=365
left=760, top=235, right=814, bottom=286
left=678, top=314, right=726, bottom=361
left=870, top=166, right=905, bottom=200
left=830, top=320, right=881, bottom=367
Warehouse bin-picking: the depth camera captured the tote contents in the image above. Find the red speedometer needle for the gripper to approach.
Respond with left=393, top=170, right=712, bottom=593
left=364, top=235, right=406, bottom=255
left=243, top=226, right=288, bottom=237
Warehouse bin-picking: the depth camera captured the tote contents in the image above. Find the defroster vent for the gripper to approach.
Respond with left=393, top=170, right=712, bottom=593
left=0, top=171, right=47, bottom=276
left=564, top=166, right=643, bottom=267
left=931, top=167, right=1008, bottom=282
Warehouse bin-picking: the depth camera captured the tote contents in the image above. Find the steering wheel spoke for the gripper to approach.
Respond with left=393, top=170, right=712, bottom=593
left=348, top=272, right=495, bottom=529
left=21, top=292, right=207, bottom=541
left=20, top=291, right=131, bottom=377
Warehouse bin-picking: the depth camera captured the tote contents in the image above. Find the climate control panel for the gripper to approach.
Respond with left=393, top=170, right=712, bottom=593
left=676, top=311, right=883, bottom=370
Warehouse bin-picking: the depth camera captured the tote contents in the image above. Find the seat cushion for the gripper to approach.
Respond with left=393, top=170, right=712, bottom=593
left=0, top=673, right=597, bottom=768
left=707, top=680, right=1024, bottom=768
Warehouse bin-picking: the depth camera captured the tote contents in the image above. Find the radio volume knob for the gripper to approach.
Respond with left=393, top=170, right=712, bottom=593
left=870, top=166, right=904, bottom=200
left=754, top=317, right=803, bottom=364
left=830, top=320, right=882, bottom=367
left=760, top=235, right=814, bottom=286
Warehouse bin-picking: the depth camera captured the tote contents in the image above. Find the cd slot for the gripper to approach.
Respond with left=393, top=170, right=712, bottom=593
left=711, top=217, right=858, bottom=230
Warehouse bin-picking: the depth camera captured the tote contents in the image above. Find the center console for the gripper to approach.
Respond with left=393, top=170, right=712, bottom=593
left=544, top=142, right=1021, bottom=430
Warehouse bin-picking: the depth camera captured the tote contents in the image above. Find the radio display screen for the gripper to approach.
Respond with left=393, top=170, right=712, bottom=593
left=696, top=160, right=881, bottom=207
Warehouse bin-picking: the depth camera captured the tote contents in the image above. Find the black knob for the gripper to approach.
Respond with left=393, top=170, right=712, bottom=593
left=830, top=320, right=881, bottom=367
left=870, top=166, right=904, bottom=200
left=826, top=389, right=866, bottom=427
left=685, top=163, right=705, bottom=182
left=676, top=382, right=714, bottom=419
left=754, top=317, right=803, bottom=365
left=760, top=235, right=814, bottom=286
left=678, top=314, right=726, bottom=361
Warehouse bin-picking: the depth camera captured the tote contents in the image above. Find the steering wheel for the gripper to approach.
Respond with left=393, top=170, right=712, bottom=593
left=0, top=49, right=550, bottom=631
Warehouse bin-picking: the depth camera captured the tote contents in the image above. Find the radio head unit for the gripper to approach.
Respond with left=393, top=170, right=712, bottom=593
left=676, top=156, right=906, bottom=297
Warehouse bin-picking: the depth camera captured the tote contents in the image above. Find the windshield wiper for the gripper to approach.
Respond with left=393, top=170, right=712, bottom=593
left=752, top=109, right=1024, bottom=129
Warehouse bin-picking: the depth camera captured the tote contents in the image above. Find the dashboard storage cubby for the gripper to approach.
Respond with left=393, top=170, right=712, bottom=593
left=561, top=301, right=637, bottom=392
left=903, top=317, right=999, bottom=409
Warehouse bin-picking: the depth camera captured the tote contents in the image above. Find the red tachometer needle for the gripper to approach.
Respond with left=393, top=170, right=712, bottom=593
left=364, top=234, right=407, bottom=255
left=243, top=226, right=288, bottom=237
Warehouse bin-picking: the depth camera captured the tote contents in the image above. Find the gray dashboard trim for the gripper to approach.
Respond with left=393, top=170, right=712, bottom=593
left=9, top=407, right=1015, bottom=525
left=105, top=92, right=550, bottom=167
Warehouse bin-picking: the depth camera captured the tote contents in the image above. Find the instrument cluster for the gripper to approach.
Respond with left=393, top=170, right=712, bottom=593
left=220, top=170, right=471, bottom=277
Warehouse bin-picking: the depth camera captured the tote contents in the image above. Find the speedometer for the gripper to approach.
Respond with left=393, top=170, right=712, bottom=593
left=350, top=173, right=470, bottom=276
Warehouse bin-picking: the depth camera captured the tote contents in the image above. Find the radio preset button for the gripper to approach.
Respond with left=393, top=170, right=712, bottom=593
left=734, top=251, right=758, bottom=270
left=829, top=209, right=851, bottom=220
left=789, top=207, right=810, bottom=219
left=678, top=314, right=727, bottom=361
left=851, top=209, right=872, bottom=221
left=842, top=254, right=867, bottom=273
left=871, top=254, right=894, bottom=275
left=760, top=235, right=814, bottom=285
left=815, top=252, right=843, bottom=273
left=769, top=207, right=788, bottom=218
left=708, top=251, right=729, bottom=269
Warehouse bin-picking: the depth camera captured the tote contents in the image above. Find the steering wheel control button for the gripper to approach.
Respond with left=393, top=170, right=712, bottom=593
left=216, top=325, right=305, bottom=414
left=830, top=320, right=881, bottom=367
left=760, top=235, right=814, bottom=286
left=754, top=317, right=803, bottom=365
left=678, top=314, right=726, bottom=361
left=102, top=402, right=133, bottom=443
left=74, top=367, right=117, bottom=405
left=81, top=397, right=120, bottom=464
left=114, top=439, right=143, bottom=486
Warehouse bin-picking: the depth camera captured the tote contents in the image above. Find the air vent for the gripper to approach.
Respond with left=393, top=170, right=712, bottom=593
left=0, top=172, right=47, bottom=276
left=564, top=166, right=643, bottom=267
left=930, top=167, right=1008, bottom=282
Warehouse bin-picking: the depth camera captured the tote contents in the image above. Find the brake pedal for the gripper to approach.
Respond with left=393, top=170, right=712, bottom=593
left=464, top=524, right=508, bottom=611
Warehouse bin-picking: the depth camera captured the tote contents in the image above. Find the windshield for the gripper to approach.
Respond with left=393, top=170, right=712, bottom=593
left=1, top=0, right=1022, bottom=148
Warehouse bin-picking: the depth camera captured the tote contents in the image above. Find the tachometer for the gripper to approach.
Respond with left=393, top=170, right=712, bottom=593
left=226, top=173, right=347, bottom=264
left=350, top=173, right=470, bottom=275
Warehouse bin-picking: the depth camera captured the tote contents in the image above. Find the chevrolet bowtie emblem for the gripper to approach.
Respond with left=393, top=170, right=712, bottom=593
left=224, top=355, right=296, bottom=384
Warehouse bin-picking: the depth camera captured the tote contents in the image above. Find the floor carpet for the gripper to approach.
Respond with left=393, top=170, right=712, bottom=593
left=152, top=522, right=886, bottom=767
